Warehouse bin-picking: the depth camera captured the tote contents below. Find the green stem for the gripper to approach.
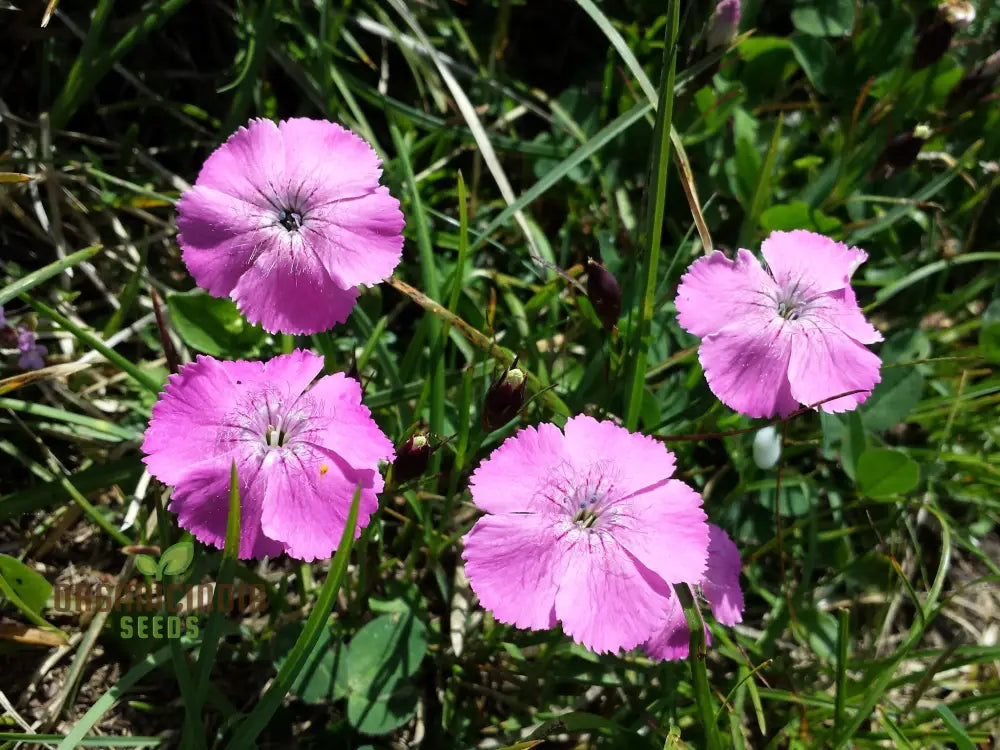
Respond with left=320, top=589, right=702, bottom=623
left=677, top=585, right=723, bottom=750
left=624, top=0, right=679, bottom=430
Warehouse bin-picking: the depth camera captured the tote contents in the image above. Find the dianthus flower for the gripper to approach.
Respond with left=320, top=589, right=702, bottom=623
left=142, top=350, right=393, bottom=561
left=462, top=416, right=710, bottom=654
left=643, top=524, right=744, bottom=660
left=177, top=118, right=404, bottom=335
left=675, top=230, right=882, bottom=418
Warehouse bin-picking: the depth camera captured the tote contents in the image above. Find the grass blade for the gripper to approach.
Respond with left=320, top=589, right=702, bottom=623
left=0, top=245, right=101, bottom=307
left=223, top=484, right=364, bottom=748
left=390, top=122, right=445, bottom=469
left=624, top=0, right=679, bottom=430
left=20, top=294, right=162, bottom=394
left=56, top=639, right=199, bottom=750
left=184, top=462, right=242, bottom=747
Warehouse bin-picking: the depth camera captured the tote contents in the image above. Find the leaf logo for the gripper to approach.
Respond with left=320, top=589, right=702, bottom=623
left=135, top=541, right=194, bottom=581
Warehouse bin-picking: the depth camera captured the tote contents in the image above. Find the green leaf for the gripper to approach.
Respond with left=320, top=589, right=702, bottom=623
left=861, top=367, right=924, bottom=431
left=343, top=611, right=427, bottom=734
left=856, top=449, right=920, bottom=497
left=791, top=0, right=854, bottom=37
left=347, top=680, right=419, bottom=735
left=980, top=299, right=1000, bottom=364
left=0, top=554, right=52, bottom=615
left=840, top=411, right=867, bottom=481
left=134, top=554, right=158, bottom=577
left=347, top=613, right=428, bottom=693
left=789, top=36, right=836, bottom=95
left=759, top=201, right=842, bottom=234
left=166, top=290, right=266, bottom=357
left=158, top=541, right=194, bottom=577
left=273, top=623, right=348, bottom=704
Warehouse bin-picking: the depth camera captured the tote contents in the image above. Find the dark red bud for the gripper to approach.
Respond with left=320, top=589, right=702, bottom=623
left=586, top=260, right=622, bottom=332
left=948, top=50, right=1000, bottom=109
left=392, top=434, right=431, bottom=484
left=877, top=131, right=926, bottom=172
left=484, top=366, right=527, bottom=431
left=912, top=15, right=953, bottom=71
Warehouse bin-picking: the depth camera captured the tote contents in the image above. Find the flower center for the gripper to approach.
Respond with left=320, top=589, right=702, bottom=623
left=773, top=278, right=815, bottom=321
left=572, top=504, right=601, bottom=529
left=278, top=209, right=303, bottom=232
left=265, top=422, right=288, bottom=447
left=568, top=482, right=612, bottom=530
left=777, top=298, right=801, bottom=320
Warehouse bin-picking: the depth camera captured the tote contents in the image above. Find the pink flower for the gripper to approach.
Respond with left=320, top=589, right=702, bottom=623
left=643, top=524, right=744, bottom=660
left=177, top=118, right=405, bottom=335
left=141, top=350, right=393, bottom=561
left=675, top=230, right=882, bottom=418
left=461, top=416, right=710, bottom=654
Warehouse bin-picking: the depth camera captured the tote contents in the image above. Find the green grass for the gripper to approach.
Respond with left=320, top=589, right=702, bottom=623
left=1, top=0, right=998, bottom=747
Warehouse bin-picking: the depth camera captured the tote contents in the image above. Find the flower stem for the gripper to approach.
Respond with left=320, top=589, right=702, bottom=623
left=676, top=584, right=723, bottom=750
left=624, top=0, right=680, bottom=430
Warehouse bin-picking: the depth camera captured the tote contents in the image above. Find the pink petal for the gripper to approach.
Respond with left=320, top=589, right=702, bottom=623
left=675, top=249, right=776, bottom=337
left=230, top=238, right=359, bottom=334
left=642, top=590, right=692, bottom=661
left=468, top=423, right=569, bottom=514
left=168, top=458, right=286, bottom=560
left=561, top=415, right=677, bottom=496
left=305, top=187, right=405, bottom=287
left=703, top=525, right=744, bottom=626
left=810, top=290, right=883, bottom=345
left=553, top=531, right=673, bottom=654
left=699, top=317, right=799, bottom=418
left=260, top=348, right=326, bottom=398
left=177, top=186, right=272, bottom=298
left=461, top=514, right=563, bottom=630
left=609, top=479, right=709, bottom=585
left=787, top=318, right=882, bottom=413
left=278, top=118, right=386, bottom=203
left=258, top=447, right=379, bottom=562
left=761, top=230, right=867, bottom=295
left=142, top=355, right=264, bottom=485
left=295, top=373, right=394, bottom=470
left=194, top=118, right=285, bottom=208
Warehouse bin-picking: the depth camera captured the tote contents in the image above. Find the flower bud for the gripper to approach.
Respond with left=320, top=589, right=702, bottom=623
left=392, top=434, right=431, bottom=484
left=875, top=130, right=927, bottom=174
left=948, top=50, right=1000, bottom=110
left=586, top=259, right=622, bottom=332
left=752, top=426, right=782, bottom=470
left=706, top=0, right=741, bottom=51
left=913, top=10, right=953, bottom=71
left=484, top=366, right=527, bottom=431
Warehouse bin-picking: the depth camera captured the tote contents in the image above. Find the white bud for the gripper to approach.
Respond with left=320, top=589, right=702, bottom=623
left=752, top=426, right=782, bottom=470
